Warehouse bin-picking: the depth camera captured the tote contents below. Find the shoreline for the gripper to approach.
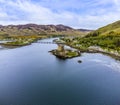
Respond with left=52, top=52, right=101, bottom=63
left=64, top=43, right=120, bottom=60
left=0, top=37, right=120, bottom=60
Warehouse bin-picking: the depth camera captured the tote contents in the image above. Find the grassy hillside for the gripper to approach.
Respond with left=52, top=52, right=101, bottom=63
left=87, top=20, right=120, bottom=36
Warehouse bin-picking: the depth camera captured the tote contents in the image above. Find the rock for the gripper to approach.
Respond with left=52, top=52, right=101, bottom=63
left=78, top=60, right=82, bottom=63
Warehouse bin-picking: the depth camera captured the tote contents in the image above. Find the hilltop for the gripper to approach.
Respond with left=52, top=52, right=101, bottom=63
left=88, top=20, right=120, bottom=36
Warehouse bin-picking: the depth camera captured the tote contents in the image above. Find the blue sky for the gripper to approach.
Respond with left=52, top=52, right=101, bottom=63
left=0, top=0, right=120, bottom=29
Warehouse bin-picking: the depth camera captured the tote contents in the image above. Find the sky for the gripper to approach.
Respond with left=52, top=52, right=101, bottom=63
left=0, top=0, right=120, bottom=29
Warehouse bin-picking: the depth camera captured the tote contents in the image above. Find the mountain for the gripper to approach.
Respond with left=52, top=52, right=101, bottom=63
left=77, top=29, right=93, bottom=33
left=0, top=24, right=88, bottom=36
left=88, top=20, right=120, bottom=36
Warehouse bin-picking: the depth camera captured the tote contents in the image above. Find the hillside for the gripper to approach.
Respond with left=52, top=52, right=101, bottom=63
left=88, top=20, right=120, bottom=36
left=0, top=24, right=87, bottom=36
left=60, top=20, right=120, bottom=58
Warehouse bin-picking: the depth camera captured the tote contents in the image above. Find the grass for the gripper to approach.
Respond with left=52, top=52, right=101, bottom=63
left=66, top=51, right=78, bottom=57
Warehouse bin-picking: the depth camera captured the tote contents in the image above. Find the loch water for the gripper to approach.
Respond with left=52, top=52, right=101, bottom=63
left=0, top=38, right=120, bottom=105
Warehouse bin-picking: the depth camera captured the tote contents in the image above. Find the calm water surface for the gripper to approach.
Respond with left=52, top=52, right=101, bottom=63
left=0, top=38, right=120, bottom=105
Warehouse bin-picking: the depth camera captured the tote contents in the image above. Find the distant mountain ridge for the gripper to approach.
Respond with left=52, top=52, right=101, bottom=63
left=77, top=29, right=93, bottom=32
left=0, top=24, right=89, bottom=36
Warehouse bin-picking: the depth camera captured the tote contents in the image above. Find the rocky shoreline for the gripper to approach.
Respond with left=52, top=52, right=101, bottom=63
left=88, top=46, right=120, bottom=60
left=66, top=44, right=120, bottom=60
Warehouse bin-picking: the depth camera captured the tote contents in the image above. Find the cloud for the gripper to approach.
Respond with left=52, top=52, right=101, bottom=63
left=113, top=0, right=120, bottom=11
left=0, top=0, right=120, bottom=29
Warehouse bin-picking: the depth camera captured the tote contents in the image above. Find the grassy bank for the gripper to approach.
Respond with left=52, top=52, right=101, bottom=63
left=0, top=35, right=47, bottom=46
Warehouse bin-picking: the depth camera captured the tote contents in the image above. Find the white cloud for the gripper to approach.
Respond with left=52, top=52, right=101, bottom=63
left=0, top=0, right=120, bottom=29
left=113, top=0, right=120, bottom=11
left=0, top=0, right=80, bottom=27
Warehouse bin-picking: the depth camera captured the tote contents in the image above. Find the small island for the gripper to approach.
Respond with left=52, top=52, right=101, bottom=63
left=49, top=44, right=81, bottom=59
